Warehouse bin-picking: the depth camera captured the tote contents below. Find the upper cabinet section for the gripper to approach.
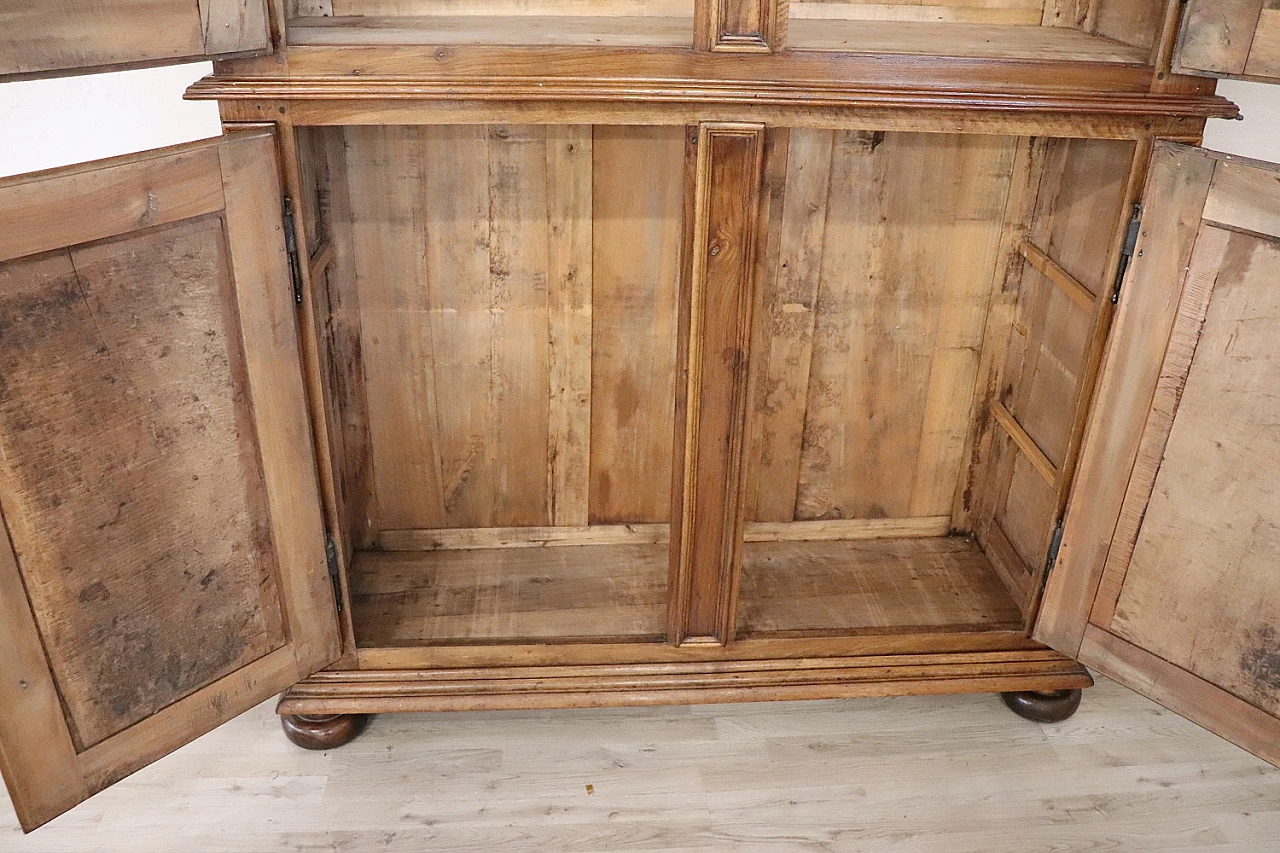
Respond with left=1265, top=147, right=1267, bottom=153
left=284, top=0, right=696, bottom=49
left=1175, top=0, right=1280, bottom=83
left=786, top=0, right=1169, bottom=64
left=0, top=0, right=271, bottom=82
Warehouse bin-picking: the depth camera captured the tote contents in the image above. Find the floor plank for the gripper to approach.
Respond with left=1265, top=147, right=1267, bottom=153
left=3, top=678, right=1276, bottom=851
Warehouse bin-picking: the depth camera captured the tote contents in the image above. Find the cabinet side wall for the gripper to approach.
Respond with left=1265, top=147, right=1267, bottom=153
left=971, top=136, right=1136, bottom=617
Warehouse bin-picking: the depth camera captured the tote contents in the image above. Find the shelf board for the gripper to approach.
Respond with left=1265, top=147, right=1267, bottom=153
left=352, top=533, right=1022, bottom=648
left=289, top=16, right=1149, bottom=65
left=351, top=543, right=669, bottom=646
left=737, top=537, right=1024, bottom=637
left=787, top=19, right=1150, bottom=64
left=289, top=15, right=693, bottom=47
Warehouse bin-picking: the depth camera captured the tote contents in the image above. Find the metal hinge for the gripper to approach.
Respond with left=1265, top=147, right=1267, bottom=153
left=325, top=534, right=344, bottom=613
left=1111, top=204, right=1143, bottom=305
left=1042, top=517, right=1066, bottom=588
left=282, top=196, right=304, bottom=306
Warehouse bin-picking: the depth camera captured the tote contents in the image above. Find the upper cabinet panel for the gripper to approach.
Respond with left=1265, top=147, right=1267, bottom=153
left=284, top=0, right=695, bottom=49
left=0, top=0, right=270, bottom=81
left=1175, top=0, right=1280, bottom=83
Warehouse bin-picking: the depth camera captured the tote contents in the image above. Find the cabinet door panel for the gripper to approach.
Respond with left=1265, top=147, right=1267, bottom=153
left=1175, top=0, right=1280, bottom=83
left=1038, top=142, right=1280, bottom=766
left=0, top=132, right=339, bottom=831
left=0, top=0, right=270, bottom=81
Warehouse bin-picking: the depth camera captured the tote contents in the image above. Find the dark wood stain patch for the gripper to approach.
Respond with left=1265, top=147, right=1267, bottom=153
left=0, top=216, right=285, bottom=751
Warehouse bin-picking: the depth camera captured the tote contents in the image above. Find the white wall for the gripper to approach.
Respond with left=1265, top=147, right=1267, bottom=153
left=0, top=64, right=221, bottom=178
left=0, top=65, right=1277, bottom=175
left=1202, top=79, right=1280, bottom=162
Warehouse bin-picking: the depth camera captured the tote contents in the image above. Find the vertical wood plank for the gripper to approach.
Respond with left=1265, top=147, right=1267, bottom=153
left=908, top=136, right=1019, bottom=517
left=348, top=127, right=449, bottom=530
left=486, top=125, right=552, bottom=527
left=743, top=127, right=790, bottom=524
left=590, top=127, right=685, bottom=524
left=545, top=127, right=594, bottom=528
left=750, top=129, right=832, bottom=522
left=670, top=123, right=765, bottom=647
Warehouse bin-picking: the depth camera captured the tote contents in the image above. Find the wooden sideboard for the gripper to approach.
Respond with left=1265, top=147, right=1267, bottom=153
left=1, top=0, right=1278, bottom=833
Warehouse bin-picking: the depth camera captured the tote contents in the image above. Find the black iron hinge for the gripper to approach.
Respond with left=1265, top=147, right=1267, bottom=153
left=325, top=534, right=344, bottom=613
left=282, top=196, right=304, bottom=306
left=1111, top=204, right=1143, bottom=305
left=1042, top=517, right=1066, bottom=589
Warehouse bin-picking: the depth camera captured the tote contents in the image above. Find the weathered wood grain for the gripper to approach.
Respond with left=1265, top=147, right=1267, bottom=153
left=738, top=536, right=1024, bottom=636
left=590, top=127, right=685, bottom=524
left=0, top=0, right=269, bottom=79
left=670, top=123, right=765, bottom=646
left=0, top=220, right=284, bottom=751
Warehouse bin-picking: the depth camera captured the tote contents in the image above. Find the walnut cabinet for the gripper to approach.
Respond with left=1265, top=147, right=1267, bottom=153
left=2, top=0, right=1280, bottom=833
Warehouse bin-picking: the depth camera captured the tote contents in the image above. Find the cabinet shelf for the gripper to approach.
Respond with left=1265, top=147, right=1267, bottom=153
left=289, top=15, right=693, bottom=47
left=288, top=16, right=1148, bottom=66
left=350, top=535, right=1022, bottom=648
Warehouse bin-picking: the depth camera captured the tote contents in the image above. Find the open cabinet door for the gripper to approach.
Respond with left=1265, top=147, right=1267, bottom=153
left=0, top=130, right=340, bottom=831
left=1175, top=0, right=1280, bottom=83
left=0, top=0, right=270, bottom=81
left=1036, top=142, right=1280, bottom=766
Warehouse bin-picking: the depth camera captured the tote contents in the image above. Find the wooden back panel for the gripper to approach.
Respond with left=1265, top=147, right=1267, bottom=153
left=308, top=125, right=687, bottom=539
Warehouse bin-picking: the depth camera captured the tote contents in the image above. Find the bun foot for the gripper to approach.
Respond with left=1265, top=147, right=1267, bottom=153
left=280, top=713, right=369, bottom=750
left=1001, top=689, right=1083, bottom=723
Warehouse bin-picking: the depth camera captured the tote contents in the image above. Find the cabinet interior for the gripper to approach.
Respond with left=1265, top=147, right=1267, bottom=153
left=295, top=124, right=1135, bottom=650
left=285, top=0, right=1168, bottom=64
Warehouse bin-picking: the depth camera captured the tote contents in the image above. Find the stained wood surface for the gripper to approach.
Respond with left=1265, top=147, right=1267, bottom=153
left=1106, top=226, right=1280, bottom=720
left=1039, top=144, right=1280, bottom=768
left=0, top=218, right=284, bottom=751
left=0, top=132, right=339, bottom=832
left=286, top=15, right=1154, bottom=62
left=786, top=19, right=1148, bottom=62
left=748, top=130, right=1016, bottom=525
left=973, top=137, right=1134, bottom=606
left=350, top=545, right=669, bottom=644
left=288, top=15, right=694, bottom=46
left=670, top=123, right=765, bottom=646
left=590, top=126, right=686, bottom=524
left=324, top=125, right=683, bottom=535
left=737, top=537, right=1023, bottom=636
left=1176, top=0, right=1280, bottom=82
left=5, top=677, right=1276, bottom=851
left=378, top=517, right=951, bottom=551
left=0, top=0, right=269, bottom=80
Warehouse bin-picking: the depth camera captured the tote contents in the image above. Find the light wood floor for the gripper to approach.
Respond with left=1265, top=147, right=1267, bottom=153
left=2, top=677, right=1276, bottom=851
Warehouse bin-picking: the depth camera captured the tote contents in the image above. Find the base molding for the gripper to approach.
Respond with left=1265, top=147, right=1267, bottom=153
left=278, top=650, right=1091, bottom=716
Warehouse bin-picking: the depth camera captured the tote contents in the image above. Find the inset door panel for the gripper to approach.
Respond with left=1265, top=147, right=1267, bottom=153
left=1038, top=142, right=1280, bottom=767
left=1175, top=0, right=1280, bottom=83
left=0, top=132, right=338, bottom=831
left=0, top=0, right=270, bottom=81
left=294, top=124, right=687, bottom=646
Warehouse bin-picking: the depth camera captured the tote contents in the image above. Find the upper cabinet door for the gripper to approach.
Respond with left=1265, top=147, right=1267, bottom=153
left=0, top=131, right=340, bottom=832
left=1036, top=142, right=1280, bottom=767
left=0, top=0, right=270, bottom=81
left=1175, top=0, right=1280, bottom=83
